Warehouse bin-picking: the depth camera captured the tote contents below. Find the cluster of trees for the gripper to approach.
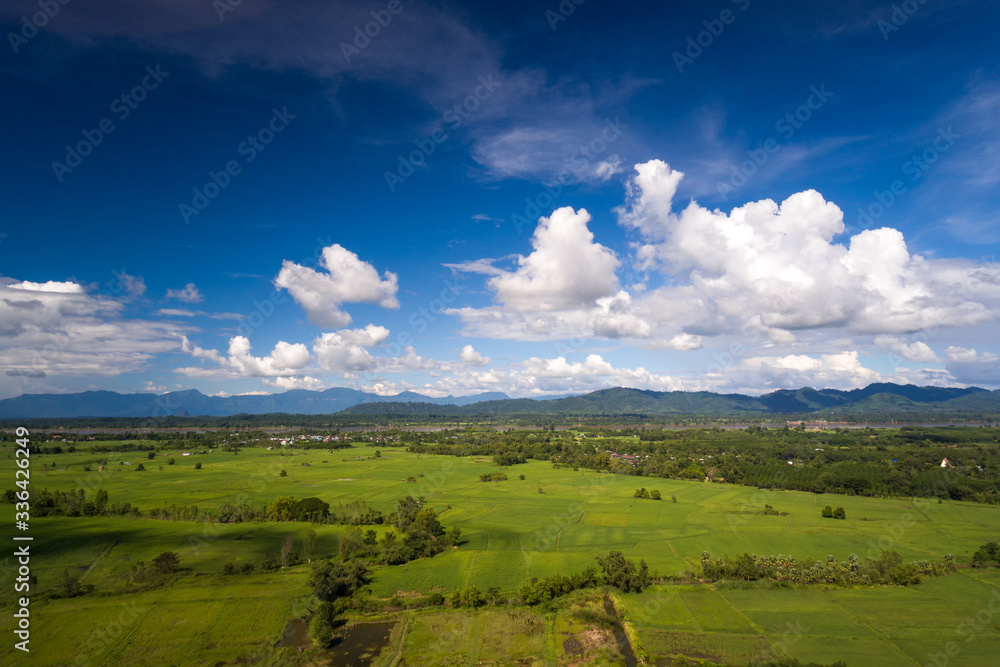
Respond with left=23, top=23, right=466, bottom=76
left=518, top=551, right=651, bottom=605
left=405, top=425, right=1000, bottom=504
left=447, top=585, right=506, bottom=608
left=223, top=532, right=318, bottom=574
left=972, top=541, right=1000, bottom=566
left=127, top=551, right=181, bottom=587
left=5, top=488, right=138, bottom=517
left=308, top=559, right=371, bottom=646
left=216, top=498, right=384, bottom=525
left=519, top=568, right=602, bottom=606
left=309, top=496, right=456, bottom=645
left=633, top=488, right=661, bottom=499
left=821, top=506, right=847, bottom=519
left=493, top=451, right=526, bottom=466
left=337, top=496, right=458, bottom=565
left=700, top=550, right=954, bottom=586
left=479, top=472, right=508, bottom=482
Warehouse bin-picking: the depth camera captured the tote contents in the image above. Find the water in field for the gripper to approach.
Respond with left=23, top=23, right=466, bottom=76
left=602, top=596, right=639, bottom=667
left=327, top=621, right=395, bottom=666
left=275, top=618, right=311, bottom=648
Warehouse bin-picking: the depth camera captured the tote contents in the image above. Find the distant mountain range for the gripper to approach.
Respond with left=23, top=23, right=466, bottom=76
left=1, top=383, right=998, bottom=420
left=340, top=383, right=1000, bottom=419
left=0, top=387, right=512, bottom=419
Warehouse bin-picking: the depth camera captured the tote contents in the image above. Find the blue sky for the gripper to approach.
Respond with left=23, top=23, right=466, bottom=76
left=1, top=0, right=999, bottom=400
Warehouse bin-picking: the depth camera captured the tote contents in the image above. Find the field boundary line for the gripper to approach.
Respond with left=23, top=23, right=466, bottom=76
left=92, top=588, right=163, bottom=664
left=713, top=588, right=764, bottom=635
left=675, top=590, right=705, bottom=633
left=820, top=589, right=922, bottom=666
left=388, top=612, right=411, bottom=667
left=80, top=538, right=120, bottom=582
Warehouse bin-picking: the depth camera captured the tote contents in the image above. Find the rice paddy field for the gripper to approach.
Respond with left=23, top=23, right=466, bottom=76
left=2, top=439, right=999, bottom=665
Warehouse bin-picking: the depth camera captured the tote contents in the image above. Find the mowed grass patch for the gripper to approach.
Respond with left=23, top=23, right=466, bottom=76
left=397, top=607, right=545, bottom=666
left=638, top=630, right=768, bottom=665
left=0, top=572, right=307, bottom=667
left=369, top=549, right=471, bottom=597
left=788, top=637, right=916, bottom=666
left=894, top=636, right=1000, bottom=667
left=619, top=586, right=700, bottom=632
left=678, top=588, right=756, bottom=633
left=465, top=550, right=529, bottom=594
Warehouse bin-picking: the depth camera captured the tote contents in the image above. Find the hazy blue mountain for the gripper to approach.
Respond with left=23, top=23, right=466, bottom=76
left=0, top=387, right=511, bottom=418
left=1, top=383, right=996, bottom=419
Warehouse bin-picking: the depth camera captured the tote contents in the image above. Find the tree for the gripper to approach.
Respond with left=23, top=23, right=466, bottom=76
left=147, top=451, right=155, bottom=459
left=304, top=530, right=318, bottom=563
left=448, top=526, right=462, bottom=546
left=279, top=469, right=288, bottom=477
left=280, top=534, right=295, bottom=567
left=339, top=526, right=363, bottom=561
left=462, top=586, right=484, bottom=608
left=293, top=497, right=330, bottom=521
left=309, top=599, right=342, bottom=647
left=650, top=489, right=661, bottom=500
left=374, top=450, right=381, bottom=458
left=152, top=551, right=179, bottom=574
left=485, top=585, right=502, bottom=604
left=194, top=462, right=202, bottom=470
left=822, top=506, right=834, bottom=518
left=395, top=496, right=421, bottom=531
left=972, top=541, right=1000, bottom=567
left=414, top=507, right=444, bottom=537
left=833, top=507, right=846, bottom=520
left=309, top=559, right=370, bottom=601
left=267, top=496, right=297, bottom=521
left=135, top=463, right=145, bottom=471
left=167, top=458, right=175, bottom=465
left=596, top=550, right=649, bottom=592
left=58, top=568, right=81, bottom=597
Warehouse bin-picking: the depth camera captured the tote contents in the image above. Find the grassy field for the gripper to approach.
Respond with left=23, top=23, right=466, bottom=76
left=2, top=440, right=1000, bottom=665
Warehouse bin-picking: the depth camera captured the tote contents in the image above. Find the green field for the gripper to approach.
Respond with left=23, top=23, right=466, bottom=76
left=2, top=441, right=1000, bottom=665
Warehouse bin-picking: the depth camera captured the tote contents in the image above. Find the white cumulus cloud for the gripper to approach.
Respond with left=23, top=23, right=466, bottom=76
left=275, top=244, right=399, bottom=328
left=459, top=344, right=489, bottom=366
left=489, top=207, right=619, bottom=311
left=166, top=283, right=203, bottom=303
